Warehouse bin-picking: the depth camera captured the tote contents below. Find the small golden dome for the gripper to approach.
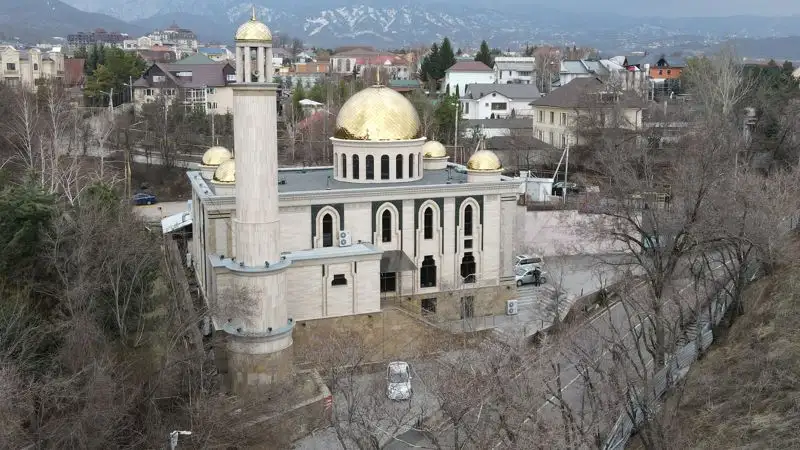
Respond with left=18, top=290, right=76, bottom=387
left=334, top=85, right=420, bottom=141
left=212, top=159, right=236, bottom=183
left=467, top=150, right=502, bottom=171
left=202, top=146, right=232, bottom=166
left=422, top=140, right=447, bottom=158
left=235, top=10, right=272, bottom=42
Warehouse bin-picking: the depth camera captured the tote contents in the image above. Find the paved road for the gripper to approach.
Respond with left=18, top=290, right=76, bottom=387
left=133, top=200, right=189, bottom=224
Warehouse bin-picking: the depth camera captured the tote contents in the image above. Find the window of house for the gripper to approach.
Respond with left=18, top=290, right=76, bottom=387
left=549, top=131, right=554, bottom=144
left=491, top=102, right=507, bottom=110
left=331, top=274, right=347, bottom=286
left=460, top=253, right=477, bottom=283
left=366, top=155, right=375, bottom=180
left=561, top=134, right=567, bottom=148
left=145, top=89, right=153, bottom=96
left=352, top=155, right=360, bottom=179
left=345, top=59, right=351, bottom=72
left=321, top=213, right=333, bottom=247
left=561, top=112, right=567, bottom=125
left=421, top=298, right=437, bottom=315
left=538, top=110, right=544, bottom=123
left=464, top=205, right=473, bottom=236
left=666, top=69, right=671, bottom=75
left=33, top=63, right=38, bottom=71
left=464, top=102, right=469, bottom=114
left=380, top=155, right=390, bottom=180
left=418, top=153, right=422, bottom=177
left=460, top=296, right=475, bottom=319
left=658, top=69, right=663, bottom=75
left=396, top=155, right=403, bottom=180
left=341, top=153, right=347, bottom=178
left=550, top=111, right=555, bottom=124
left=423, top=207, right=434, bottom=239
left=420, top=256, right=437, bottom=288
left=381, top=209, right=392, bottom=243
left=164, top=88, right=176, bottom=95
left=464, top=239, right=473, bottom=249
left=206, top=87, right=216, bottom=94
left=380, top=272, right=397, bottom=292
left=153, top=75, right=165, bottom=83
left=409, top=153, right=414, bottom=178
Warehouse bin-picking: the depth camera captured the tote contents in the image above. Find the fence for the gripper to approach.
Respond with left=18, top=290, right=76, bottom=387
left=602, top=263, right=762, bottom=450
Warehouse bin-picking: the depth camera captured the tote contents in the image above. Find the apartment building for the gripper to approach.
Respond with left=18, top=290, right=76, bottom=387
left=132, top=61, right=235, bottom=115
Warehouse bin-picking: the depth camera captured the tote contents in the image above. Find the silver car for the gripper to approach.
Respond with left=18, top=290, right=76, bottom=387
left=515, top=266, right=547, bottom=286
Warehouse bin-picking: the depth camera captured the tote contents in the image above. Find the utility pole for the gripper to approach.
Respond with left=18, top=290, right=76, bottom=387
left=454, top=99, right=459, bottom=162
left=563, top=144, right=570, bottom=205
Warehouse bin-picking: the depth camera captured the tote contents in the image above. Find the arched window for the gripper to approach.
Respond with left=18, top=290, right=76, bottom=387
left=352, top=155, right=360, bottom=179
left=408, top=153, right=415, bottom=178
left=322, top=213, right=333, bottom=247
left=366, top=155, right=375, bottom=180
left=381, top=155, right=390, bottom=180
left=341, top=153, right=347, bottom=178
left=420, top=255, right=437, bottom=288
left=423, top=207, right=434, bottom=239
left=396, top=155, right=403, bottom=180
left=460, top=252, right=476, bottom=283
left=381, top=210, right=392, bottom=242
left=464, top=205, right=473, bottom=236
left=418, top=152, right=422, bottom=177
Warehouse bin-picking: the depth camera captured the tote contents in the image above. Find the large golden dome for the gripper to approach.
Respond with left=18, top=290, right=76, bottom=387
left=467, top=150, right=502, bottom=171
left=202, top=146, right=232, bottom=166
left=235, top=10, right=272, bottom=42
left=422, top=140, right=447, bottom=158
left=212, top=159, right=236, bottom=183
left=334, top=85, right=421, bottom=141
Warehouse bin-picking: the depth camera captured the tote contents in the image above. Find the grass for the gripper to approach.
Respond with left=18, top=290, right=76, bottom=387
left=661, top=254, right=800, bottom=449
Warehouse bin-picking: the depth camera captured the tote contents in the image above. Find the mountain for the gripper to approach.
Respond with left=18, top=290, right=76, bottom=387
left=0, top=0, right=145, bottom=43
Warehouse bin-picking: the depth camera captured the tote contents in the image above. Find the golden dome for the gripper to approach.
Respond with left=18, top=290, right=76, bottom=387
left=202, top=146, right=232, bottom=166
left=467, top=150, right=503, bottom=171
left=212, top=159, right=236, bottom=183
left=235, top=9, right=272, bottom=42
left=334, top=85, right=420, bottom=141
left=422, top=140, right=447, bottom=158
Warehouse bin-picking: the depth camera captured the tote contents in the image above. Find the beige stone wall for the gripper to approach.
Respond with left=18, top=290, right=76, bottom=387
left=227, top=343, right=294, bottom=395
left=386, top=282, right=515, bottom=321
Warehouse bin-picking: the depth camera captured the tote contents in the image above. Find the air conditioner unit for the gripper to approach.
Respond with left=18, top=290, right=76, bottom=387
left=339, top=230, right=352, bottom=247
left=506, top=299, right=519, bottom=316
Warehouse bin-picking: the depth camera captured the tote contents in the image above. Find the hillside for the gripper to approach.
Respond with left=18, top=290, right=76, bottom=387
left=662, top=251, right=800, bottom=448
left=0, top=0, right=144, bottom=43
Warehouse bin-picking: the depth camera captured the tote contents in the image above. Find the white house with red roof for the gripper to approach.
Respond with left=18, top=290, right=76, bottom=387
left=444, top=61, right=495, bottom=95
left=330, top=48, right=412, bottom=79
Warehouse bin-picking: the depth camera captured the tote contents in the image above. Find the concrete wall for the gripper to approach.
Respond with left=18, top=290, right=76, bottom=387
left=522, top=210, right=629, bottom=256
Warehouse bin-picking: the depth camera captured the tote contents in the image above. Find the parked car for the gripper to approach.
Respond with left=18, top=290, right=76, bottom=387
left=386, top=361, right=413, bottom=401
left=132, top=192, right=157, bottom=206
left=551, top=182, right=581, bottom=196
left=515, top=266, right=548, bottom=286
left=514, top=254, right=544, bottom=270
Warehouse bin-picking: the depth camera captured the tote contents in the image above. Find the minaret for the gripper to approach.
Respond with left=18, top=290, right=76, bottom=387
left=225, top=12, right=292, bottom=394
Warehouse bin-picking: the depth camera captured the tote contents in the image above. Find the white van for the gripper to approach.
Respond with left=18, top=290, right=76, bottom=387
left=386, top=361, right=413, bottom=401
left=514, top=254, right=544, bottom=270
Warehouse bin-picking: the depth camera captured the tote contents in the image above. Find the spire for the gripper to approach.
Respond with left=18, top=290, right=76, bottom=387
left=251, top=5, right=256, bottom=21
left=376, top=63, right=381, bottom=85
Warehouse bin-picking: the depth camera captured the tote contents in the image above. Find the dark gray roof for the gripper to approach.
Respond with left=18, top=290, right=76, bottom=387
left=625, top=55, right=646, bottom=66
left=462, top=83, right=541, bottom=100
left=486, top=135, right=557, bottom=151
left=529, top=77, right=645, bottom=109
left=134, top=61, right=233, bottom=88
left=463, top=118, right=532, bottom=130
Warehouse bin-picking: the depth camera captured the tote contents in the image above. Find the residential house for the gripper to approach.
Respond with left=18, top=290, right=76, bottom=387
left=293, top=61, right=330, bottom=74
left=136, top=47, right=177, bottom=64
left=63, top=58, right=85, bottom=87
left=389, top=79, right=421, bottom=96
left=0, top=46, right=64, bottom=88
left=146, top=23, right=198, bottom=57
left=530, top=77, right=645, bottom=148
left=649, top=55, right=685, bottom=80
left=330, top=48, right=411, bottom=80
left=485, top=134, right=559, bottom=172
left=558, top=58, right=646, bottom=93
left=199, top=47, right=234, bottom=62
left=132, top=61, right=236, bottom=115
left=462, top=118, right=534, bottom=139
left=460, top=83, right=542, bottom=119
left=444, top=61, right=495, bottom=94
left=273, top=48, right=291, bottom=67
left=67, top=29, right=127, bottom=50
left=623, top=53, right=647, bottom=71
left=493, top=56, right=535, bottom=84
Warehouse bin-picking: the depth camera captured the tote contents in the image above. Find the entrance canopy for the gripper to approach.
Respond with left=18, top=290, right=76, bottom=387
left=380, top=250, right=417, bottom=272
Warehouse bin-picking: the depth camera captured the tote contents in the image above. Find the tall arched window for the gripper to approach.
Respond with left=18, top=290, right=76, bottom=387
left=418, top=152, right=422, bottom=177
left=420, top=255, right=437, bottom=288
left=380, top=155, right=390, bottom=180
left=396, top=155, right=403, bottom=180
left=341, top=153, right=347, bottom=178
left=423, top=207, right=434, bottom=239
left=322, top=213, right=333, bottom=247
left=352, top=155, right=360, bottom=179
left=366, top=155, right=375, bottom=180
left=381, top=210, right=392, bottom=242
left=464, top=205, right=473, bottom=236
left=408, top=153, right=415, bottom=178
left=460, top=252, right=476, bottom=283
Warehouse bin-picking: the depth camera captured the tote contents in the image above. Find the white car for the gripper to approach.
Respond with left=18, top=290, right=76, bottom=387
left=386, top=361, right=413, bottom=401
left=514, top=254, right=544, bottom=271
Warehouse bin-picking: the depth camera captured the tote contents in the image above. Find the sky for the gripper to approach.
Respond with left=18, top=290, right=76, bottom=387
left=526, top=0, right=800, bottom=17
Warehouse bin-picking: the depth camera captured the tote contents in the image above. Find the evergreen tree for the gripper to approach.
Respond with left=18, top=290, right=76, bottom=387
left=439, top=37, right=456, bottom=74
left=475, top=40, right=492, bottom=67
left=292, top=82, right=306, bottom=119
left=420, top=42, right=440, bottom=82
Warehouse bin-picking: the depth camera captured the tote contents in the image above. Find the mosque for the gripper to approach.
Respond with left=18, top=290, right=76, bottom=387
left=187, top=12, right=520, bottom=394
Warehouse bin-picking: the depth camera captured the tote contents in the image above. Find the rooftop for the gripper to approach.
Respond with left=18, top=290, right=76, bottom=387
left=462, top=83, right=541, bottom=100
left=446, top=61, right=493, bottom=73
left=464, top=118, right=533, bottom=129
left=285, top=243, right=382, bottom=262
left=530, top=77, right=645, bottom=109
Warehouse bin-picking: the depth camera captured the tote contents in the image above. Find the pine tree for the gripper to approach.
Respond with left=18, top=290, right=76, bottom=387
left=475, top=40, right=492, bottom=68
left=420, top=42, right=441, bottom=82
left=439, top=37, right=456, bottom=74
